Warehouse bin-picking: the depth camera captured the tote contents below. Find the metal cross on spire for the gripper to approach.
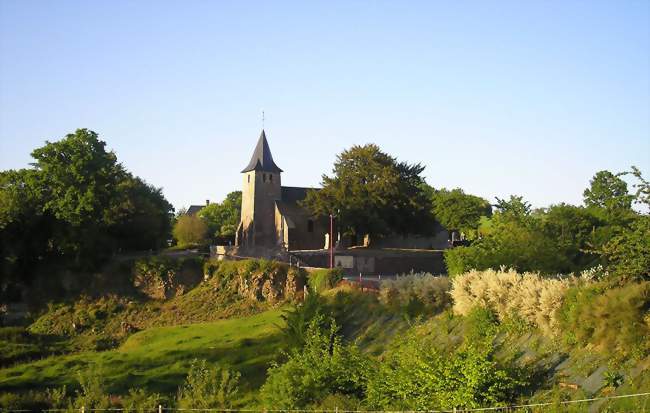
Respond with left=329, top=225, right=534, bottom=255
left=262, top=110, right=265, bottom=129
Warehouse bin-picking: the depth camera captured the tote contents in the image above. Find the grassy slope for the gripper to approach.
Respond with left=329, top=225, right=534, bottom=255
left=2, top=282, right=648, bottom=409
left=0, top=310, right=284, bottom=406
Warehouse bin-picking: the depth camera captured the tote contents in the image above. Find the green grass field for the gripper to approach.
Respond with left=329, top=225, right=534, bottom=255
left=0, top=309, right=285, bottom=405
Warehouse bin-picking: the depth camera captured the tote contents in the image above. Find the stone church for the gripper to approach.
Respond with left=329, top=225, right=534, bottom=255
left=235, top=130, right=330, bottom=252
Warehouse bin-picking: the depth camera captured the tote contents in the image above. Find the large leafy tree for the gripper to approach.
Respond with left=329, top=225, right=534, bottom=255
left=198, top=191, right=241, bottom=239
left=0, top=129, right=173, bottom=299
left=600, top=216, right=650, bottom=282
left=107, top=176, right=174, bottom=251
left=539, top=203, right=602, bottom=271
left=583, top=170, right=634, bottom=215
left=494, top=195, right=532, bottom=219
left=31, top=129, right=125, bottom=226
left=430, top=188, right=492, bottom=237
left=302, top=144, right=434, bottom=240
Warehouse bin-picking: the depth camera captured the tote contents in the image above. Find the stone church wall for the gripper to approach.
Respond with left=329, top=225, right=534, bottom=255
left=287, top=215, right=329, bottom=251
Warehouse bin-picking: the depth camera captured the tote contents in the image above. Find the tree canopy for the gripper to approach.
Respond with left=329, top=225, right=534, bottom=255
left=445, top=168, right=649, bottom=281
left=302, top=144, right=434, bottom=239
left=0, top=129, right=173, bottom=300
left=173, top=214, right=208, bottom=247
left=583, top=170, right=634, bottom=213
left=429, top=188, right=491, bottom=237
left=198, top=191, right=241, bottom=240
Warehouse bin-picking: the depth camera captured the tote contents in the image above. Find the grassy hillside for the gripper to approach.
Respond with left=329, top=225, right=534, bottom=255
left=1, top=263, right=648, bottom=410
left=0, top=310, right=284, bottom=406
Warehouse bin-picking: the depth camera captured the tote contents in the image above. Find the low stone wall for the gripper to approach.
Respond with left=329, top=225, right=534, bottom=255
left=291, top=248, right=447, bottom=276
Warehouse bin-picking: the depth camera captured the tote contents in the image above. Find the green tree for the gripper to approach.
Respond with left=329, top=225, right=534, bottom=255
left=106, top=176, right=173, bottom=251
left=302, top=144, right=434, bottom=241
left=494, top=195, right=532, bottom=219
left=173, top=214, right=208, bottom=246
left=0, top=129, right=173, bottom=300
left=444, top=215, right=566, bottom=276
left=198, top=191, right=241, bottom=239
left=622, top=165, right=650, bottom=210
left=31, top=129, right=124, bottom=226
left=583, top=170, right=634, bottom=213
left=600, top=216, right=650, bottom=282
left=444, top=196, right=568, bottom=276
left=430, top=188, right=492, bottom=237
left=0, top=169, right=54, bottom=298
left=539, top=203, right=603, bottom=271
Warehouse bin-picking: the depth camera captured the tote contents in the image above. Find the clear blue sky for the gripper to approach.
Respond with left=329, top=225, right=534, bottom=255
left=1, top=0, right=648, bottom=210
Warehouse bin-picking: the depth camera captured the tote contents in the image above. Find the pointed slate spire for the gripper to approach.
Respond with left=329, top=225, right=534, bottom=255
left=241, top=130, right=283, bottom=173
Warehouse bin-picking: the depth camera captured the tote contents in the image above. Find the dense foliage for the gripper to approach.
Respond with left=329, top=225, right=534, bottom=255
left=600, top=215, right=650, bottom=282
left=429, top=187, right=492, bottom=238
left=172, top=214, right=208, bottom=247
left=444, top=208, right=569, bottom=275
left=366, top=337, right=526, bottom=410
left=198, top=191, right=242, bottom=240
left=0, top=129, right=173, bottom=301
left=302, top=144, right=434, bottom=241
left=176, top=359, right=240, bottom=408
left=260, top=316, right=370, bottom=408
left=306, top=268, right=344, bottom=293
left=445, top=168, right=649, bottom=280
left=557, top=281, right=650, bottom=358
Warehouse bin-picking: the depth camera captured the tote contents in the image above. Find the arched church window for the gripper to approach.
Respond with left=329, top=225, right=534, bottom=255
left=248, top=175, right=250, bottom=183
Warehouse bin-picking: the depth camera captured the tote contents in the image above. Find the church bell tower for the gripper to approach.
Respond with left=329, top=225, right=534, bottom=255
left=236, top=130, right=282, bottom=249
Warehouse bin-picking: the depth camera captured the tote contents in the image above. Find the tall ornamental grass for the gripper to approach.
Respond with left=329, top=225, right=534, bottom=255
left=450, top=268, right=572, bottom=334
left=379, top=272, right=451, bottom=316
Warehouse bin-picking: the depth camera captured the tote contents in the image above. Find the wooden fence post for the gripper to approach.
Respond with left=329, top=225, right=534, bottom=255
left=158, top=404, right=162, bottom=413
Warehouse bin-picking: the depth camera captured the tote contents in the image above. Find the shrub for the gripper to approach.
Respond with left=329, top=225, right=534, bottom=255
left=365, top=333, right=527, bottom=410
left=74, top=365, right=111, bottom=409
left=450, top=268, right=572, bottom=334
left=176, top=359, right=240, bottom=408
left=307, top=268, right=344, bottom=293
left=556, top=281, right=650, bottom=357
left=464, top=306, right=499, bottom=342
left=44, top=386, right=70, bottom=409
left=172, top=214, right=208, bottom=247
left=280, top=292, right=328, bottom=348
left=121, top=388, right=164, bottom=412
left=0, top=391, right=51, bottom=409
left=379, top=272, right=451, bottom=317
left=259, top=316, right=371, bottom=408
left=312, top=393, right=362, bottom=409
